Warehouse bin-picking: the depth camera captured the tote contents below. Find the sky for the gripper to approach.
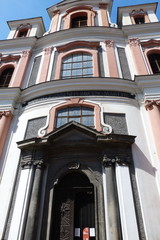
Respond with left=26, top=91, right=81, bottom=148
left=0, top=0, right=159, bottom=40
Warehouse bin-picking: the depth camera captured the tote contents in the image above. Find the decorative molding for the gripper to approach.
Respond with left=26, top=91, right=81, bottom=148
left=103, top=154, right=130, bottom=167
left=44, top=47, right=53, bottom=55
left=57, top=41, right=100, bottom=52
left=68, top=162, right=80, bottom=170
left=22, top=50, right=31, bottom=58
left=141, top=39, right=160, bottom=47
left=145, top=100, right=160, bottom=110
left=0, top=54, right=20, bottom=64
left=53, top=10, right=60, bottom=16
left=0, top=111, right=12, bottom=119
left=17, top=23, right=32, bottom=30
left=105, top=40, right=114, bottom=48
left=99, top=3, right=108, bottom=9
left=21, top=159, right=46, bottom=169
left=21, top=149, right=46, bottom=169
left=130, top=9, right=145, bottom=16
left=67, top=97, right=84, bottom=105
left=128, top=38, right=140, bottom=47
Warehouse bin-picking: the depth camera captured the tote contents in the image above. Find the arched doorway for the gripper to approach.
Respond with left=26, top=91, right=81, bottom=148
left=50, top=172, right=95, bottom=240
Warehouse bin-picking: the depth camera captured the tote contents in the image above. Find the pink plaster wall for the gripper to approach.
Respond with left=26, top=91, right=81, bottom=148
left=146, top=100, right=160, bottom=160
left=0, top=111, right=12, bottom=158
left=105, top=40, right=119, bottom=78
left=128, top=39, right=148, bottom=75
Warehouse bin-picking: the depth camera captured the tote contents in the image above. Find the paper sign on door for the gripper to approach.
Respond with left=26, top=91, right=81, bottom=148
left=83, top=227, right=90, bottom=240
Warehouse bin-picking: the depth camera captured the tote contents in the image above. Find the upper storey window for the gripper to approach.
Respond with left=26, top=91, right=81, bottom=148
left=55, top=106, right=94, bottom=128
left=61, top=53, right=93, bottom=79
left=148, top=53, right=160, bottom=74
left=134, top=16, right=145, bottom=24
left=63, top=6, right=96, bottom=30
left=130, top=9, right=150, bottom=25
left=17, top=29, right=28, bottom=37
left=71, top=15, right=87, bottom=28
left=14, top=24, right=31, bottom=38
left=0, top=67, right=14, bottom=87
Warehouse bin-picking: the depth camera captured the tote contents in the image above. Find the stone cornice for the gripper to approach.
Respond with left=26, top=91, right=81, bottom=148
left=35, top=27, right=124, bottom=49
left=122, top=22, right=160, bottom=38
left=0, top=37, right=37, bottom=50
left=0, top=88, right=21, bottom=112
left=21, top=77, right=138, bottom=104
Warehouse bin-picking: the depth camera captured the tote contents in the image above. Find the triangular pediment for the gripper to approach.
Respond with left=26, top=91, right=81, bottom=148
left=44, top=121, right=102, bottom=144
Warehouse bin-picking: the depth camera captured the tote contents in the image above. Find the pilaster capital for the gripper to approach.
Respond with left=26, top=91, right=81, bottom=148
left=99, top=3, right=108, bottom=9
left=44, top=47, right=53, bottom=55
left=22, top=50, right=32, bottom=58
left=145, top=100, right=160, bottom=110
left=105, top=40, right=114, bottom=48
left=128, top=38, right=140, bottom=47
left=21, top=149, right=46, bottom=169
left=103, top=154, right=130, bottom=167
left=0, top=111, right=12, bottom=119
left=53, top=10, right=60, bottom=16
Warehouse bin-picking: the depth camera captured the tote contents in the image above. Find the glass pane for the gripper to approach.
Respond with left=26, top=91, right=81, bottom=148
left=69, top=117, right=81, bottom=123
left=63, top=55, right=72, bottom=63
left=83, top=54, right=92, bottom=60
left=69, top=107, right=81, bottom=116
left=83, top=61, right=92, bottom=67
left=62, top=63, right=72, bottom=70
left=82, top=107, right=94, bottom=115
left=56, top=117, right=68, bottom=128
left=62, top=70, right=71, bottom=77
left=83, top=68, right=93, bottom=75
left=82, top=116, right=94, bottom=126
left=73, top=54, right=82, bottom=62
left=73, top=62, right=82, bottom=69
left=57, top=108, right=68, bottom=117
left=72, top=69, right=82, bottom=76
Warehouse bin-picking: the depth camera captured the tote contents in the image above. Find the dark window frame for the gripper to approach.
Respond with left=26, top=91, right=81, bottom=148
left=61, top=53, right=93, bottom=79
left=55, top=106, right=94, bottom=128
left=0, top=67, right=14, bottom=87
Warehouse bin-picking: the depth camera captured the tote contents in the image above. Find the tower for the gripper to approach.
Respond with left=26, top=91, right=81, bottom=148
left=0, top=0, right=160, bottom=239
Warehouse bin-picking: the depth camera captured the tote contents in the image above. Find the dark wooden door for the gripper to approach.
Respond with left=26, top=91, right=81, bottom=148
left=50, top=173, right=95, bottom=240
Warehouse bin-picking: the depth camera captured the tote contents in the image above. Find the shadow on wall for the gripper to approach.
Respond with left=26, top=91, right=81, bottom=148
left=132, top=143, right=156, bottom=177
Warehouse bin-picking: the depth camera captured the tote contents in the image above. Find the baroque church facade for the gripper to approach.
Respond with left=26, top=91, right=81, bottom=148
left=0, top=0, right=160, bottom=239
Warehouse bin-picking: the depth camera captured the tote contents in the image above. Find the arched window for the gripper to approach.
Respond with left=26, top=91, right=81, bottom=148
left=0, top=67, right=14, bottom=87
left=71, top=13, right=87, bottom=28
left=50, top=172, right=95, bottom=240
left=55, top=106, right=94, bottom=128
left=134, top=15, right=145, bottom=24
left=148, top=53, right=160, bottom=74
left=17, top=29, right=28, bottom=37
left=61, top=53, right=93, bottom=79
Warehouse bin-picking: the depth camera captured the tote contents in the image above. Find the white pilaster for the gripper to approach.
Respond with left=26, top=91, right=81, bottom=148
left=8, top=168, right=32, bottom=240
left=116, top=164, right=139, bottom=240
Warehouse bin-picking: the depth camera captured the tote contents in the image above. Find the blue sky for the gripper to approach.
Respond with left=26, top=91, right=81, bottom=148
left=0, top=0, right=159, bottom=40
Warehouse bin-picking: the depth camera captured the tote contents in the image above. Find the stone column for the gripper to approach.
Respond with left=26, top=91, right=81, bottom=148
left=145, top=100, right=160, bottom=160
left=103, top=155, right=122, bottom=240
left=0, top=111, right=12, bottom=158
left=105, top=40, right=119, bottom=78
left=50, top=10, right=60, bottom=33
left=128, top=39, right=148, bottom=75
left=12, top=50, right=31, bottom=87
left=22, top=150, right=46, bottom=240
left=99, top=3, right=109, bottom=27
left=39, top=47, right=53, bottom=83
